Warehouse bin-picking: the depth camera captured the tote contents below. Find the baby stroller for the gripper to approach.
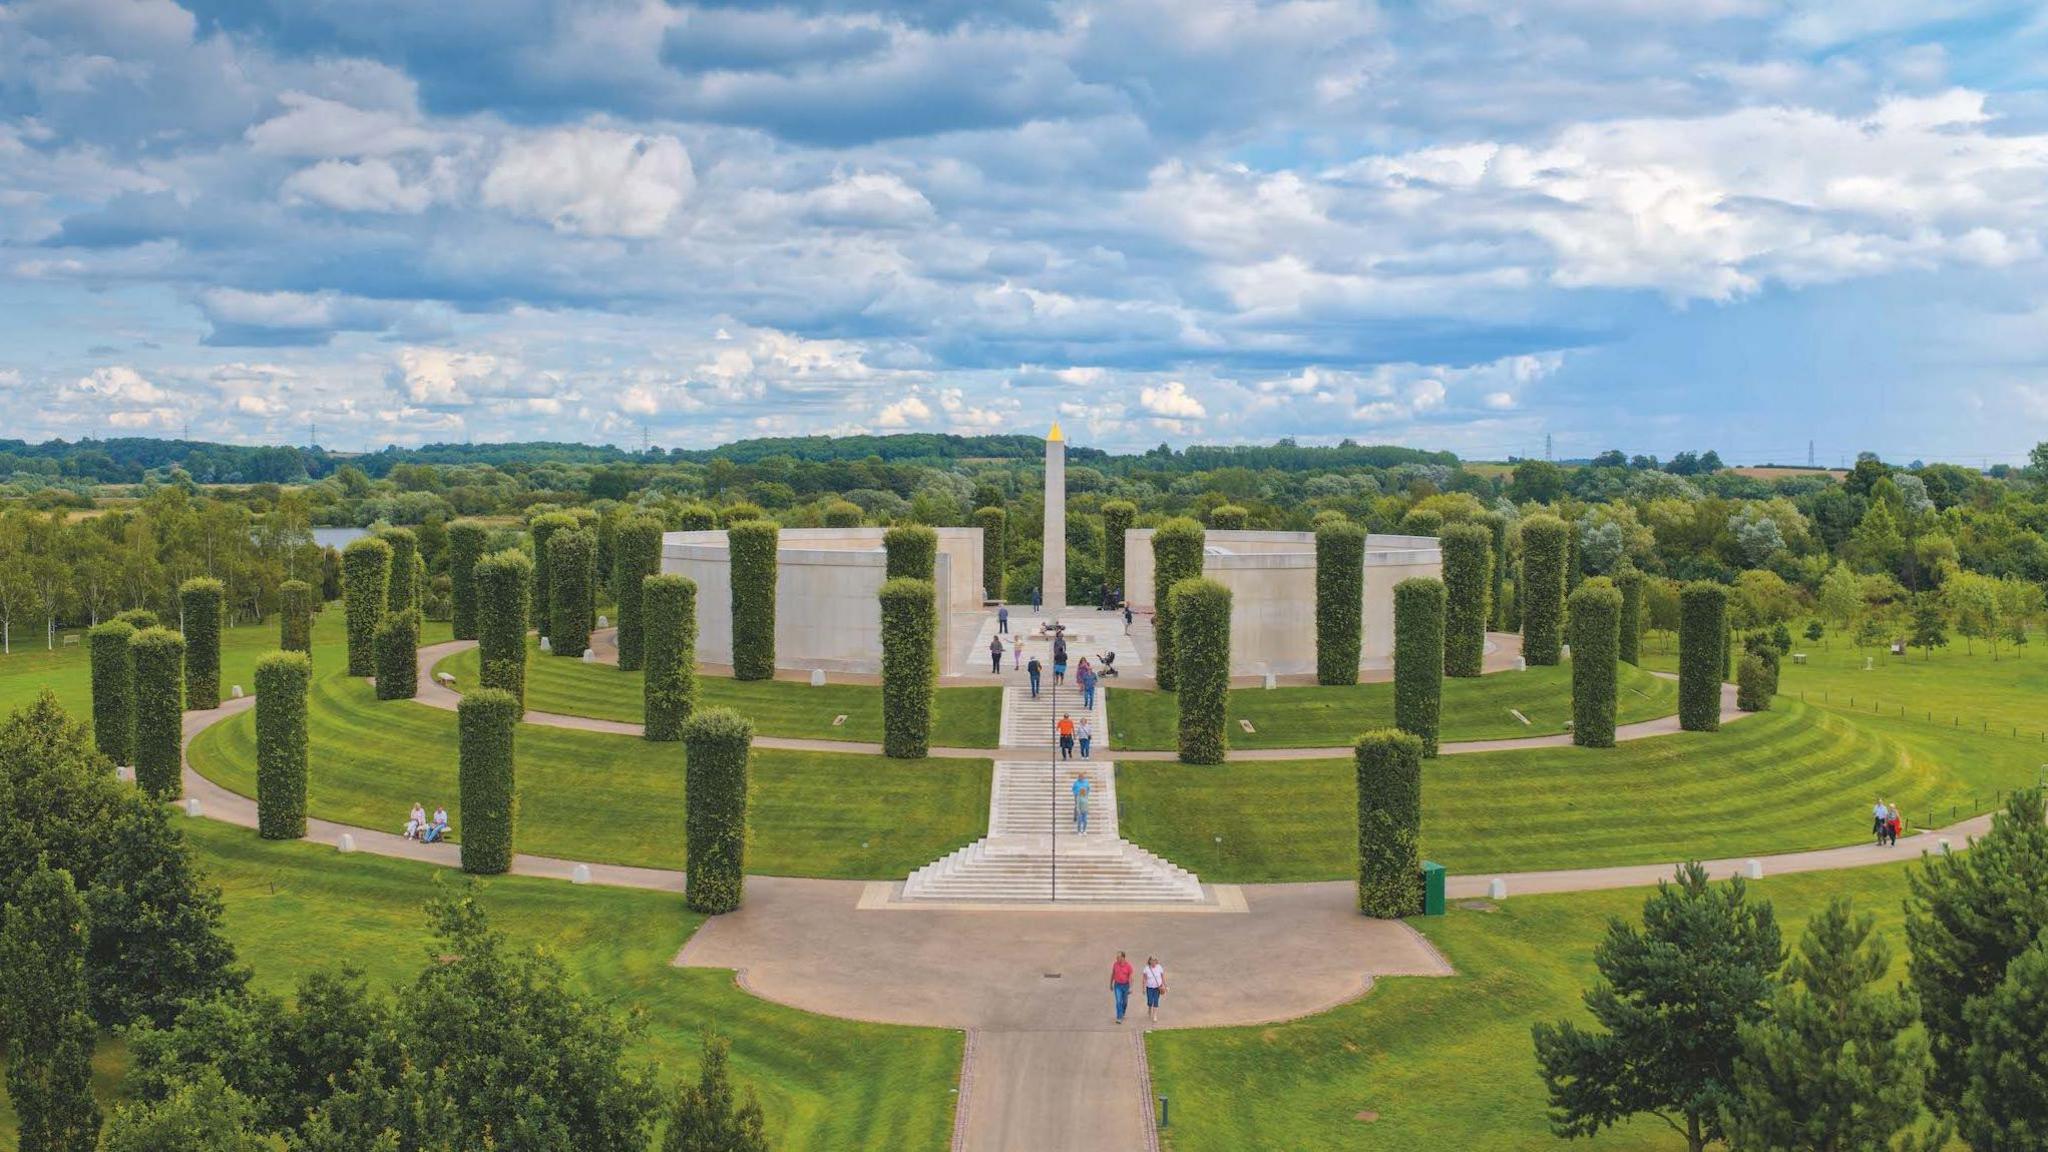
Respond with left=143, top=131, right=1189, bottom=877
left=1096, top=651, right=1120, bottom=677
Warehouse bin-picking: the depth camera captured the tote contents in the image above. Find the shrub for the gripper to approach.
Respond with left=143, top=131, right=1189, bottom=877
left=526, top=511, right=577, bottom=639
left=447, top=520, right=490, bottom=641
left=1355, top=729, right=1424, bottom=918
left=1150, top=518, right=1206, bottom=691
left=727, top=521, right=779, bottom=680
left=1101, top=501, right=1136, bottom=597
left=974, top=506, right=1006, bottom=600
left=278, top=579, right=314, bottom=654
left=684, top=708, right=753, bottom=913
left=823, top=500, right=863, bottom=528
left=1614, top=566, right=1644, bottom=666
left=1481, top=512, right=1510, bottom=631
left=1679, top=581, right=1729, bottom=731
left=642, top=574, right=698, bottom=742
left=1208, top=504, right=1248, bottom=530
left=372, top=611, right=419, bottom=701
left=112, top=608, right=158, bottom=630
left=1171, top=578, right=1232, bottom=764
left=381, top=527, right=419, bottom=615
left=342, top=537, right=392, bottom=677
left=1568, top=576, right=1622, bottom=747
left=1737, top=653, right=1773, bottom=712
left=1519, top=514, right=1569, bottom=665
left=674, top=503, right=717, bottom=531
left=457, top=688, right=520, bottom=875
left=612, top=516, right=664, bottom=672
left=474, top=550, right=531, bottom=708
left=880, top=577, right=937, bottom=758
left=130, top=627, right=186, bottom=799
left=1315, top=522, right=1365, bottom=685
left=547, top=527, right=595, bottom=658
left=884, top=523, right=938, bottom=581
left=1401, top=508, right=1443, bottom=536
left=254, top=651, right=310, bottom=839
left=88, top=621, right=137, bottom=764
left=1393, top=578, right=1446, bottom=757
left=1440, top=523, right=1493, bottom=677
left=179, top=576, right=224, bottom=710
left=719, top=502, right=765, bottom=527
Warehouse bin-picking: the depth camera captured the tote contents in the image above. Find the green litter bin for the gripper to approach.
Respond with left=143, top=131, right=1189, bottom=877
left=1420, top=861, right=1446, bottom=917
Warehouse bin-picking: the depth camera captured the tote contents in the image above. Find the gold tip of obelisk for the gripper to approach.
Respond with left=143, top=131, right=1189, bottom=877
left=1047, top=421, right=1064, bottom=443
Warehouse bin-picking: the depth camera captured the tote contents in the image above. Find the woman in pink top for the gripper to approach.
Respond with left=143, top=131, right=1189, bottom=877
left=1111, top=951, right=1134, bottom=1023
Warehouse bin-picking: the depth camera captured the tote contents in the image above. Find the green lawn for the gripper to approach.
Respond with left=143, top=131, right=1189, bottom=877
left=1118, top=700, right=1969, bottom=881
left=1148, top=861, right=1926, bottom=1152
left=434, top=640, right=1003, bottom=748
left=2, top=819, right=960, bottom=1150
left=1107, top=662, right=1679, bottom=750
left=188, top=671, right=991, bottom=878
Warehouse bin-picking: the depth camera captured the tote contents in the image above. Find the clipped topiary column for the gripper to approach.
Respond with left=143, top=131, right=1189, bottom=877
left=547, top=527, right=595, bottom=658
left=1355, top=728, right=1424, bottom=919
left=112, top=608, right=160, bottom=630
left=179, top=576, right=225, bottom=710
left=1440, top=523, right=1493, bottom=678
left=1101, top=501, right=1136, bottom=598
left=1567, top=576, right=1621, bottom=748
left=884, top=523, right=938, bottom=581
left=1480, top=512, right=1510, bottom=632
left=1678, top=581, right=1728, bottom=731
left=374, top=610, right=420, bottom=700
left=381, top=527, right=419, bottom=615
left=683, top=707, right=753, bottom=913
left=1315, top=522, right=1366, bottom=685
left=1150, top=518, right=1206, bottom=692
left=823, top=500, right=864, bottom=528
left=88, top=620, right=137, bottom=765
left=342, top=536, right=392, bottom=677
left=880, top=577, right=936, bottom=758
left=1613, top=565, right=1644, bottom=667
left=1207, top=504, right=1248, bottom=530
left=1737, top=651, right=1773, bottom=712
left=1401, top=508, right=1443, bottom=537
left=458, top=687, right=520, bottom=874
left=643, top=574, right=698, bottom=742
left=612, top=516, right=664, bottom=672
left=675, top=503, right=717, bottom=531
left=278, top=579, right=314, bottom=655
left=1394, top=577, right=1446, bottom=757
left=727, top=521, right=779, bottom=681
left=719, top=503, right=765, bottom=528
left=447, top=519, right=490, bottom=642
left=254, top=651, right=311, bottom=839
left=474, top=549, right=531, bottom=708
left=1171, top=577, right=1232, bottom=765
left=130, top=627, right=186, bottom=799
left=526, top=511, right=577, bottom=639
left=974, top=506, right=1006, bottom=600
left=1518, top=514, right=1568, bottom=665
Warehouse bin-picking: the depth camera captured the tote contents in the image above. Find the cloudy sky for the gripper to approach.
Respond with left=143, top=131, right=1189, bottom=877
left=5, top=0, right=2048, bottom=461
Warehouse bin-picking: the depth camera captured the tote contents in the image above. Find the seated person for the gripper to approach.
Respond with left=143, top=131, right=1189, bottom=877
left=424, top=806, right=451, bottom=843
left=404, top=802, right=427, bottom=840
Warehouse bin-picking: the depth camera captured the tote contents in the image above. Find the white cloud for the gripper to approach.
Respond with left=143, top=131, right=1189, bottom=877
left=283, top=158, right=449, bottom=214
left=482, top=127, right=694, bottom=238
left=876, top=395, right=931, bottom=427
left=68, top=365, right=167, bottom=404
left=799, top=172, right=934, bottom=228
left=245, top=93, right=447, bottom=158
left=1484, top=391, right=1517, bottom=409
left=1139, top=380, right=1206, bottom=420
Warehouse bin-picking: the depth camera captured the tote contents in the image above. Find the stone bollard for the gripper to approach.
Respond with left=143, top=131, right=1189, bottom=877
left=1488, top=877, right=1507, bottom=900
left=184, top=798, right=203, bottom=818
left=1263, top=672, right=1277, bottom=690
left=598, top=614, right=609, bottom=629
left=572, top=864, right=592, bottom=885
left=1560, top=644, right=1571, bottom=660
left=810, top=668, right=827, bottom=687
left=1745, top=859, right=1763, bottom=880
left=231, top=684, right=245, bottom=699
left=115, top=766, right=133, bottom=783
left=1513, top=657, right=1527, bottom=672
left=1939, top=838, right=1952, bottom=856
left=582, top=649, right=597, bottom=663
left=338, top=833, right=356, bottom=853
left=540, top=636, right=553, bottom=653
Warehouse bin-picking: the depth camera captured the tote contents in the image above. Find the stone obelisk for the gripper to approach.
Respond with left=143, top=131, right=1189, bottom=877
left=1042, top=422, right=1065, bottom=611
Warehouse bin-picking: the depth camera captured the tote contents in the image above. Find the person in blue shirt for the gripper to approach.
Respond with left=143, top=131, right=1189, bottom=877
left=1071, top=772, right=1091, bottom=834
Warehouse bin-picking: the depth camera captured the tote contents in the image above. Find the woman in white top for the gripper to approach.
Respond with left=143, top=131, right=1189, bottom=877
left=1011, top=634, right=1024, bottom=670
left=1142, top=957, right=1166, bottom=1022
left=405, top=803, right=426, bottom=840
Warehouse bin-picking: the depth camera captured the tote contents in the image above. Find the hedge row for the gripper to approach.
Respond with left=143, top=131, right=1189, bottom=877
left=1150, top=518, right=1206, bottom=692
left=823, top=500, right=864, bottom=528
left=1567, top=576, right=1621, bottom=748
left=88, top=620, right=136, bottom=765
left=1481, top=512, right=1509, bottom=632
left=278, top=579, right=315, bottom=655
left=728, top=521, right=779, bottom=680
left=547, top=527, right=596, bottom=658
left=684, top=708, right=753, bottom=914
left=974, top=506, right=1006, bottom=600
left=1101, top=501, right=1136, bottom=598
left=880, top=577, right=937, bottom=758
left=1208, top=504, right=1248, bottom=530
left=1440, top=523, right=1492, bottom=678
left=612, top=516, right=664, bottom=672
left=1355, top=729, right=1424, bottom=919
left=342, top=537, right=392, bottom=677
left=675, top=504, right=718, bottom=532
left=1565, top=520, right=1583, bottom=594
left=1393, top=578, right=1446, bottom=757
left=1518, top=514, right=1568, bottom=666
left=382, top=527, right=419, bottom=616
left=884, top=523, right=938, bottom=582
left=179, top=577, right=224, bottom=710
left=447, top=520, right=490, bottom=641
left=373, top=611, right=420, bottom=701
left=458, top=687, right=520, bottom=875
left=254, top=651, right=311, bottom=839
left=1315, top=522, right=1365, bottom=685
left=1172, top=578, right=1232, bottom=765
left=1678, top=581, right=1728, bottom=731
left=474, top=550, right=532, bottom=708
left=1614, top=566, right=1644, bottom=666
left=130, top=627, right=185, bottom=800
left=642, top=574, right=698, bottom=742
left=527, top=512, right=578, bottom=639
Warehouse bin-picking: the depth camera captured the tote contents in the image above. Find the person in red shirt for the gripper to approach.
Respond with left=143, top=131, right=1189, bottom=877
left=1111, top=951, right=1134, bottom=1023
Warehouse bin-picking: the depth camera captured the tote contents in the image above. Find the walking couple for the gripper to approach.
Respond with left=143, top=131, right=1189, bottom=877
left=1871, top=798, right=1903, bottom=846
left=1109, top=952, right=1167, bottom=1024
left=1057, top=713, right=1091, bottom=760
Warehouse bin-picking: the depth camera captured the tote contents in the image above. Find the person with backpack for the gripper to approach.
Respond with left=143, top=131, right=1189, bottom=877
left=1027, top=655, right=1042, bottom=698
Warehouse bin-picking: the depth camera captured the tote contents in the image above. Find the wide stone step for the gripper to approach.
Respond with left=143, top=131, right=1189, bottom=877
left=903, top=837, right=1204, bottom=903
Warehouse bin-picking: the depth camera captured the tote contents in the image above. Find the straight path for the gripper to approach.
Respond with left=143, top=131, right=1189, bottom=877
left=961, top=1032, right=1150, bottom=1152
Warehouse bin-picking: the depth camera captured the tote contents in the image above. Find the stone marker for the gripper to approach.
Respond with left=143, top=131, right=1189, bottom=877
left=1744, top=859, right=1763, bottom=880
left=1488, top=877, right=1507, bottom=900
left=115, top=766, right=133, bottom=782
left=1238, top=719, right=1256, bottom=733
left=572, top=864, right=592, bottom=885
left=581, top=649, right=597, bottom=663
left=810, top=668, right=827, bottom=686
left=338, top=833, right=356, bottom=853
left=540, top=636, right=553, bottom=653
left=1514, top=657, right=1527, bottom=672
left=1939, top=838, right=1952, bottom=855
left=184, top=798, right=202, bottom=817
left=231, top=684, right=245, bottom=699
left=832, top=715, right=848, bottom=726
left=598, top=614, right=609, bottom=629
left=1263, top=672, right=1277, bottom=690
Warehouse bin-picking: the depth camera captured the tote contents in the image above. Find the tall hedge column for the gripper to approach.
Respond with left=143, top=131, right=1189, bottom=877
left=974, top=506, right=1006, bottom=600
left=1315, top=522, right=1365, bottom=685
left=458, top=688, right=520, bottom=875
left=255, top=651, right=311, bottom=839
left=527, top=512, right=577, bottom=640
left=279, top=579, right=314, bottom=654
left=1678, top=582, right=1728, bottom=731
left=474, top=550, right=532, bottom=708
left=1172, top=578, right=1232, bottom=765
left=1518, top=514, right=1568, bottom=665
left=880, top=577, right=937, bottom=758
left=342, top=537, right=392, bottom=677
left=612, top=516, right=664, bottom=671
left=548, top=527, right=595, bottom=658
left=179, top=576, right=224, bottom=710
left=1481, top=512, right=1510, bottom=632
left=381, top=527, right=419, bottom=615
left=1393, top=577, right=1446, bottom=757
left=88, top=621, right=136, bottom=765
left=1567, top=577, right=1621, bottom=747
left=1614, top=566, right=1644, bottom=666
left=683, top=708, right=753, bottom=913
left=374, top=610, right=420, bottom=700
left=1355, top=729, right=1424, bottom=918
left=1101, top=501, right=1136, bottom=597
left=1150, top=518, right=1206, bottom=691
left=447, top=520, right=489, bottom=641
left=1440, top=523, right=1492, bottom=678
left=130, top=627, right=185, bottom=800
left=643, top=574, right=698, bottom=742
left=728, top=521, right=779, bottom=681
left=884, top=523, right=938, bottom=581
left=823, top=501, right=863, bottom=528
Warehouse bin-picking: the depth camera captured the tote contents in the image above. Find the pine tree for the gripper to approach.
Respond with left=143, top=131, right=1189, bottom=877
left=1, top=861, right=102, bottom=1152
left=1958, top=936, right=2048, bottom=1152
left=661, top=1030, right=768, bottom=1152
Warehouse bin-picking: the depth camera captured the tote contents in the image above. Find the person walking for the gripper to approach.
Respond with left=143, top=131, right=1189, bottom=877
left=1111, top=951, right=1134, bottom=1023
left=1027, top=656, right=1042, bottom=698
left=1123, top=602, right=1134, bottom=634
left=1872, top=798, right=1889, bottom=845
left=1011, top=633, right=1024, bottom=670
left=1072, top=770, right=1090, bottom=833
left=1032, top=586, right=1041, bottom=612
left=1142, top=957, right=1166, bottom=1023
left=1077, top=658, right=1096, bottom=710
left=990, top=634, right=1005, bottom=674
left=1078, top=717, right=1093, bottom=759
left=1053, top=633, right=1068, bottom=686
left=1058, top=713, right=1075, bottom=760
left=998, top=604, right=1009, bottom=633
left=1886, top=806, right=1903, bottom=847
